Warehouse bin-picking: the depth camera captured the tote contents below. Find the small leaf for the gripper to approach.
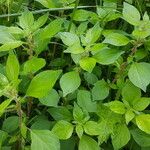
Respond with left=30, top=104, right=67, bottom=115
left=84, top=121, right=101, bottom=136
left=79, top=135, right=99, bottom=150
left=0, top=73, right=9, bottom=89
left=59, top=32, right=80, bottom=46
left=92, top=80, right=109, bottom=101
left=22, top=57, right=46, bottom=75
left=0, top=99, right=12, bottom=117
left=60, top=71, right=81, bottom=97
left=19, top=11, right=34, bottom=31
left=2, top=116, right=19, bottom=133
left=106, top=101, right=126, bottom=114
left=84, top=23, right=102, bottom=45
left=125, top=110, right=135, bottom=124
left=39, top=89, right=60, bottom=107
left=133, top=97, right=150, bottom=111
left=35, top=0, right=56, bottom=8
left=76, top=124, right=83, bottom=138
left=111, top=124, right=130, bottom=150
left=131, top=128, right=150, bottom=147
left=123, top=2, right=141, bottom=26
left=103, top=33, right=130, bottom=46
left=77, top=90, right=97, bottom=112
left=31, top=130, right=60, bottom=150
left=0, top=41, right=23, bottom=52
left=136, top=114, right=150, bottom=134
left=26, top=70, right=62, bottom=98
left=52, top=120, right=74, bottom=140
left=6, top=53, right=20, bottom=82
left=93, top=48, right=124, bottom=65
left=33, top=13, right=48, bottom=31
left=122, top=81, right=141, bottom=105
left=73, top=10, right=91, bottom=21
left=0, top=130, right=8, bottom=148
left=48, top=106, right=73, bottom=122
left=79, top=57, right=96, bottom=73
left=128, top=62, right=150, bottom=92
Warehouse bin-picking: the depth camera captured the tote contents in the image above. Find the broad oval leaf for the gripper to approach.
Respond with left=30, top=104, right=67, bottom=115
left=22, top=57, right=46, bottom=75
left=79, top=135, right=99, bottom=150
left=93, top=48, right=124, bottom=65
left=123, top=2, right=141, bottom=26
left=111, top=124, right=130, bottom=150
left=128, top=62, right=150, bottom=92
left=136, top=114, right=150, bottom=134
left=60, top=71, right=81, bottom=97
left=26, top=70, right=62, bottom=98
left=39, top=89, right=60, bottom=107
left=52, top=120, right=74, bottom=140
left=84, top=121, right=101, bottom=136
left=131, top=128, right=150, bottom=147
left=79, top=57, right=96, bottom=73
left=103, top=33, right=130, bottom=46
left=92, top=80, right=109, bottom=101
left=31, top=130, right=60, bottom=150
left=6, top=53, right=20, bottom=82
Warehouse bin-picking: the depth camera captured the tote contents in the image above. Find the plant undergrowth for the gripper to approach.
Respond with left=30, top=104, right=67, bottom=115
left=0, top=0, right=150, bottom=150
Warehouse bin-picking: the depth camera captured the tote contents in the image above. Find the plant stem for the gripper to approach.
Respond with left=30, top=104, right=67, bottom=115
left=0, top=6, right=95, bottom=18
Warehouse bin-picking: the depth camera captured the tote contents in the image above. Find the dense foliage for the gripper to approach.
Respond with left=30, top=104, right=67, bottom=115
left=0, top=0, right=150, bottom=149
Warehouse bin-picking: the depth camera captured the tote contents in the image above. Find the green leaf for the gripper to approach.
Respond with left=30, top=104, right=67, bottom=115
left=52, top=120, right=74, bottom=140
left=128, top=62, right=150, bottom=92
left=84, top=72, right=98, bottom=85
left=2, top=116, right=19, bottom=133
left=73, top=10, right=91, bottom=21
left=106, top=101, right=126, bottom=114
left=122, top=81, right=141, bottom=106
left=59, top=32, right=80, bottom=46
left=79, top=135, right=99, bottom=150
left=136, top=114, right=150, bottom=134
left=103, top=33, right=130, bottom=46
left=133, top=97, right=150, bottom=111
left=93, top=48, right=124, bottom=65
left=35, top=0, right=56, bottom=8
left=48, top=106, right=73, bottom=122
left=111, top=124, right=130, bottom=150
left=0, top=41, right=23, bottom=51
left=26, top=70, right=62, bottom=98
left=125, top=110, right=135, bottom=124
left=0, top=73, right=9, bottom=90
left=73, top=103, right=85, bottom=123
left=22, top=57, right=46, bottom=75
left=131, top=128, right=150, bottom=147
left=33, top=14, right=48, bottom=31
left=19, top=11, right=34, bottom=31
left=77, top=90, right=97, bottom=112
left=92, top=80, right=109, bottom=101
left=37, top=18, right=63, bottom=41
left=76, top=124, right=83, bottom=138
left=0, top=130, right=8, bottom=148
left=60, top=71, right=81, bottom=97
left=0, top=99, right=12, bottom=117
left=64, top=43, right=84, bottom=54
left=31, top=130, right=60, bottom=150
left=6, top=53, right=20, bottom=82
left=123, top=2, right=141, bottom=26
left=79, top=57, right=96, bottom=73
left=83, top=23, right=102, bottom=45
left=84, top=121, right=101, bottom=136
left=39, top=89, right=60, bottom=107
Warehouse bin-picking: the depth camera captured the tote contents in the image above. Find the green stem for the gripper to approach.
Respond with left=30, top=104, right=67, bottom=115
left=0, top=5, right=95, bottom=18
